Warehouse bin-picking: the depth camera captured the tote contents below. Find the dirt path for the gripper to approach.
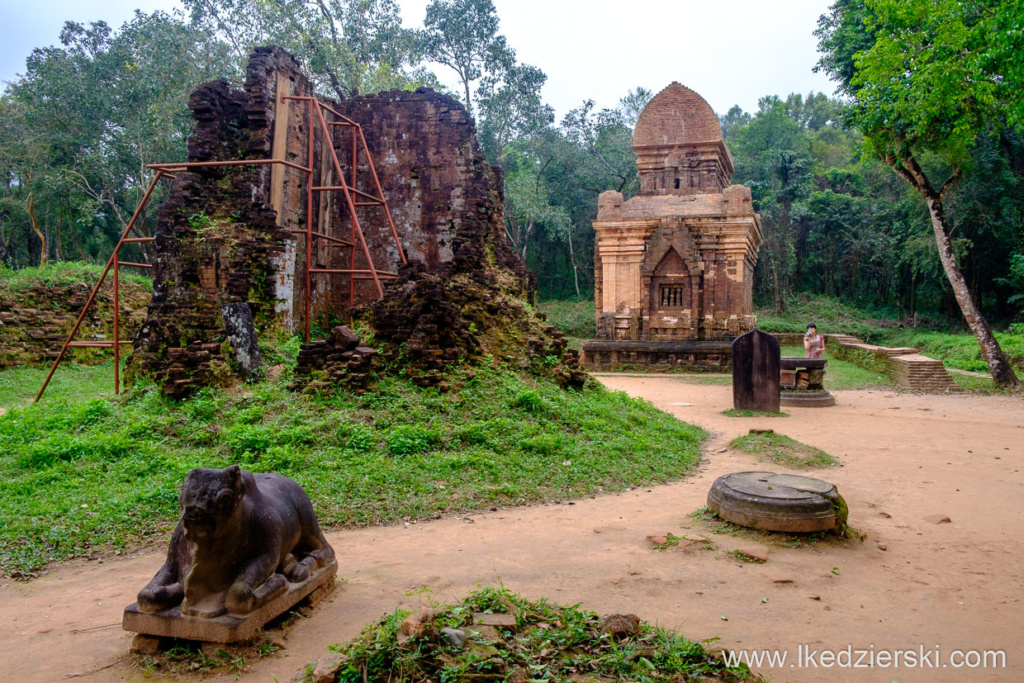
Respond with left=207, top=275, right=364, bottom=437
left=2, top=378, right=1022, bottom=682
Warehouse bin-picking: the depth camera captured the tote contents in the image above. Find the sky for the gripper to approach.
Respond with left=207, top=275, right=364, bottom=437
left=1, top=0, right=839, bottom=119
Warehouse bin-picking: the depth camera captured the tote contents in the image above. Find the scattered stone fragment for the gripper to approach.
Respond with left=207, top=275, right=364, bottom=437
left=877, top=543, right=888, bottom=551
left=473, top=612, right=516, bottom=629
left=923, top=514, right=952, bottom=524
left=879, top=511, right=892, bottom=518
left=397, top=607, right=435, bottom=644
left=469, top=624, right=501, bottom=641
left=601, top=614, right=641, bottom=638
left=440, top=628, right=468, bottom=648
left=772, top=578, right=794, bottom=584
left=736, top=545, right=769, bottom=563
left=312, top=653, right=349, bottom=683
left=687, top=535, right=710, bottom=544
left=129, top=634, right=162, bottom=655
left=646, top=534, right=669, bottom=546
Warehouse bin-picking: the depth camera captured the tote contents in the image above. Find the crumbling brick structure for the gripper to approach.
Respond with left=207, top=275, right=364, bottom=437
left=127, top=47, right=573, bottom=396
left=583, top=83, right=763, bottom=371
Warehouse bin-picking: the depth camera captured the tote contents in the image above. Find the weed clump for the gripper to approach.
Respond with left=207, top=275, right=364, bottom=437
left=308, top=587, right=753, bottom=682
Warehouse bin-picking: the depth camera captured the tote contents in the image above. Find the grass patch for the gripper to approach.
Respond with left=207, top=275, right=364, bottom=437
left=133, top=635, right=282, bottom=677
left=538, top=298, right=594, bottom=350
left=729, top=432, right=836, bottom=469
left=721, top=409, right=788, bottom=418
left=313, top=586, right=753, bottom=682
left=0, top=261, right=151, bottom=292
left=0, top=360, right=122, bottom=410
left=0, top=363, right=705, bottom=577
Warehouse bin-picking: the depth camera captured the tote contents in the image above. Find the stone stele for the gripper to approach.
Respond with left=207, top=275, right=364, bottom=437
left=123, top=465, right=336, bottom=643
left=732, top=328, right=781, bottom=413
left=706, top=471, right=848, bottom=533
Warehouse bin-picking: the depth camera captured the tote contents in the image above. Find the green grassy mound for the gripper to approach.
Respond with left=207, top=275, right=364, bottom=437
left=729, top=432, right=836, bottom=470
left=0, top=366, right=704, bottom=577
left=305, top=587, right=753, bottom=682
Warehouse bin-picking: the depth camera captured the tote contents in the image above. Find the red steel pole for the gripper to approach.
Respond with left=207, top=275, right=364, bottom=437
left=35, top=171, right=165, bottom=403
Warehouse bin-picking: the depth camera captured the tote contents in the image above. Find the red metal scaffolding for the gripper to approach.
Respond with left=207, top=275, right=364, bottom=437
left=35, top=96, right=406, bottom=403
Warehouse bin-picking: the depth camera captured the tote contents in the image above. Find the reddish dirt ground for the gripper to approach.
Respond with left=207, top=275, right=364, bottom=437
left=2, top=376, right=1022, bottom=682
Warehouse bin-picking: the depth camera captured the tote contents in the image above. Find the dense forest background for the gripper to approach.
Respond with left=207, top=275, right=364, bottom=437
left=1, top=0, right=1022, bottom=329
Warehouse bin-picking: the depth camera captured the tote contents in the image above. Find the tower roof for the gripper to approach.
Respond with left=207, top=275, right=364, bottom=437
left=632, top=82, right=723, bottom=149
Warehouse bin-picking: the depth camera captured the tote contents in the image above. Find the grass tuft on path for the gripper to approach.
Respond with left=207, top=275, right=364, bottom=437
left=729, top=432, right=836, bottom=470
left=721, top=409, right=789, bottom=418
left=314, top=586, right=754, bottom=682
left=0, top=365, right=705, bottom=577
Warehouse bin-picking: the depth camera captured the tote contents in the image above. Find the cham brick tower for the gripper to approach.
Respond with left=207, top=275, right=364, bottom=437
left=583, top=82, right=763, bottom=370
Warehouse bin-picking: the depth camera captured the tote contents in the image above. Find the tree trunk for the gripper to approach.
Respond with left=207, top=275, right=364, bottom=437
left=922, top=192, right=1019, bottom=387
left=892, top=156, right=1020, bottom=388
left=27, top=192, right=47, bottom=267
left=566, top=224, right=581, bottom=298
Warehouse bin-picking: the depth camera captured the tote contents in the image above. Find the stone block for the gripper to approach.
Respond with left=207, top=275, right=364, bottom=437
left=123, top=559, right=337, bottom=643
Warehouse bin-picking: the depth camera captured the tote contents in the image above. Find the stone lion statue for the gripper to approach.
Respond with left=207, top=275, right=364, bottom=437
left=136, top=465, right=335, bottom=618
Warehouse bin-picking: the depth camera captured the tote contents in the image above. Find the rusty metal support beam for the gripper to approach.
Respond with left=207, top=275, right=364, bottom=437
left=36, top=171, right=166, bottom=403
left=37, top=96, right=409, bottom=402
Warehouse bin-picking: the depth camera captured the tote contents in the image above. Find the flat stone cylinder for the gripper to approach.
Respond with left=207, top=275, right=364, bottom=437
left=707, top=471, right=846, bottom=533
left=123, top=560, right=337, bottom=643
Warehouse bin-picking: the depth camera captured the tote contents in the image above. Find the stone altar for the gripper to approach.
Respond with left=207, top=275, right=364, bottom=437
left=779, top=357, right=836, bottom=407
left=582, top=82, right=763, bottom=371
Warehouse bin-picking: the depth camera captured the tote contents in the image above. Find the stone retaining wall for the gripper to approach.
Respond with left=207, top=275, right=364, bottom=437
left=0, top=278, right=151, bottom=369
left=827, top=334, right=957, bottom=391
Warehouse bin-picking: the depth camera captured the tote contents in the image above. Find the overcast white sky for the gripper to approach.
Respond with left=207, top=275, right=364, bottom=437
left=1, top=0, right=839, bottom=118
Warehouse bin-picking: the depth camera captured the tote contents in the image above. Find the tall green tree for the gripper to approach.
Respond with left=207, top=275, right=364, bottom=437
left=182, top=0, right=431, bottom=99
left=816, top=0, right=1022, bottom=387
left=2, top=12, right=234, bottom=266
left=419, top=0, right=511, bottom=114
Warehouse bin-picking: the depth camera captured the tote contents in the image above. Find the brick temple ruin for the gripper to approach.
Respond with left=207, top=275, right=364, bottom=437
left=582, top=83, right=763, bottom=371
left=109, top=46, right=580, bottom=397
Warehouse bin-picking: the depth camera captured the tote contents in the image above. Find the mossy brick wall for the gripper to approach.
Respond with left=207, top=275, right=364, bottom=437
left=127, top=48, right=303, bottom=396
left=129, top=45, right=572, bottom=396
left=0, top=278, right=150, bottom=369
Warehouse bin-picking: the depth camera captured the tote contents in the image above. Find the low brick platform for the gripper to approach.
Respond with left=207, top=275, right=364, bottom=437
left=123, top=560, right=337, bottom=643
left=581, top=340, right=732, bottom=372
left=827, top=335, right=957, bottom=391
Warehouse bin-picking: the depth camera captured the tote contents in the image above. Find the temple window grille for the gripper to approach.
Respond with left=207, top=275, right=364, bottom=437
left=660, top=284, right=687, bottom=308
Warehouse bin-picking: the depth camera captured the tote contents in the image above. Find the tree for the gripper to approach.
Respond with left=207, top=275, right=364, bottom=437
left=182, top=0, right=429, bottom=100
left=731, top=97, right=814, bottom=313
left=476, top=62, right=552, bottom=163
left=420, top=0, right=512, bottom=114
left=816, top=0, right=1022, bottom=387
left=3, top=13, right=234, bottom=266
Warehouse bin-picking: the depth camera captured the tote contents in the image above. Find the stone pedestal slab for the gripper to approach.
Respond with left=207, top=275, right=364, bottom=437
left=123, top=560, right=337, bottom=643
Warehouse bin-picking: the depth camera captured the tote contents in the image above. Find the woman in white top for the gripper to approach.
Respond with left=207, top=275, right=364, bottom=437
left=804, top=323, right=824, bottom=359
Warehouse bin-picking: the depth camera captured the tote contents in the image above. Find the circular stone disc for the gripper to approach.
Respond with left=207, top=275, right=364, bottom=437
left=780, top=390, right=836, bottom=408
left=706, top=471, right=846, bottom=533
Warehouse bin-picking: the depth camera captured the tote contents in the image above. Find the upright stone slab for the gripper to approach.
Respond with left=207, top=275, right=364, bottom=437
left=732, top=328, right=780, bottom=412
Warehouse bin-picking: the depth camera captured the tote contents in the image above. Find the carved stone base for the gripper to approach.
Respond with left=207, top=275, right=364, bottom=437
left=581, top=340, right=733, bottom=372
left=707, top=472, right=846, bottom=533
left=780, top=390, right=836, bottom=408
left=123, top=560, right=337, bottom=643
